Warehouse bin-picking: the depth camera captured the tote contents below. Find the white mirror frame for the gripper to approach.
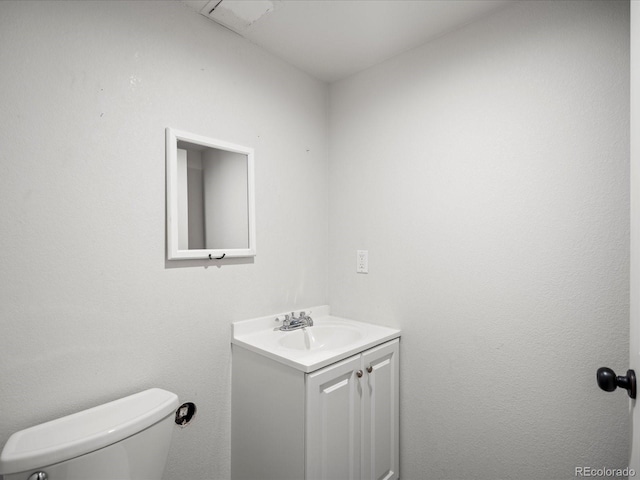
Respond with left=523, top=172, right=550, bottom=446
left=166, top=128, right=256, bottom=260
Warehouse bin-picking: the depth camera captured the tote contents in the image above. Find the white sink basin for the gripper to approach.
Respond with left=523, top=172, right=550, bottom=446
left=232, top=306, right=401, bottom=372
left=277, top=325, right=363, bottom=351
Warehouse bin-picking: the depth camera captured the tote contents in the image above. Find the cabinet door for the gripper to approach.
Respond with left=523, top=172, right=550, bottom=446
left=361, top=339, right=400, bottom=480
left=306, top=354, right=362, bottom=480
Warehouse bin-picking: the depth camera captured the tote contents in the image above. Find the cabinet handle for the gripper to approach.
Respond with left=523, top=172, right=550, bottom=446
left=356, top=370, right=363, bottom=378
left=366, top=366, right=373, bottom=373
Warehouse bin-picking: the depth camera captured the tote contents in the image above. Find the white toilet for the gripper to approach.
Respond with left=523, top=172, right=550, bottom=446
left=0, top=388, right=179, bottom=480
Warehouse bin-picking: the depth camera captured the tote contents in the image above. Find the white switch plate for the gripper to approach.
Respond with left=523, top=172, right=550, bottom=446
left=357, top=250, right=368, bottom=274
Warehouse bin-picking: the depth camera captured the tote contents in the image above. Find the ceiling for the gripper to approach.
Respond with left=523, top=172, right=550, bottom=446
left=183, top=0, right=513, bottom=83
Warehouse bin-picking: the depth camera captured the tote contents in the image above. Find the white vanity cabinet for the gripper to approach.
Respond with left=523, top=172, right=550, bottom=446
left=306, top=339, right=399, bottom=480
left=231, top=338, right=400, bottom=480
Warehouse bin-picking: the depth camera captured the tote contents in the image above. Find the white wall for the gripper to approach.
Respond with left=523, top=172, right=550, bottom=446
left=0, top=1, right=631, bottom=479
left=329, top=1, right=630, bottom=478
left=0, top=1, right=328, bottom=479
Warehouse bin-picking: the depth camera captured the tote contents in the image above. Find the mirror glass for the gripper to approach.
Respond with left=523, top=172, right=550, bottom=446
left=166, top=128, right=255, bottom=260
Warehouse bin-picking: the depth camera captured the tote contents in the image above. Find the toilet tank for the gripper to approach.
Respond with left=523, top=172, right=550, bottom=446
left=0, top=388, right=179, bottom=480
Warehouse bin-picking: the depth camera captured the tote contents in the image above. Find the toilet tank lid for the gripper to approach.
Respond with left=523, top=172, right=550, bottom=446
left=0, top=388, right=179, bottom=475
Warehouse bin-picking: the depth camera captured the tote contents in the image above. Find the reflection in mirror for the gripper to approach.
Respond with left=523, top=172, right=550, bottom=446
left=176, top=141, right=249, bottom=250
left=166, top=129, right=255, bottom=260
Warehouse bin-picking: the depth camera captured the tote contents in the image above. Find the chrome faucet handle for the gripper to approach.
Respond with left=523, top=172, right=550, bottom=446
left=299, top=311, right=306, bottom=318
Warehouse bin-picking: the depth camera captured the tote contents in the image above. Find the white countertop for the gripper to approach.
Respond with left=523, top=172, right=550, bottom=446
left=231, top=306, right=401, bottom=373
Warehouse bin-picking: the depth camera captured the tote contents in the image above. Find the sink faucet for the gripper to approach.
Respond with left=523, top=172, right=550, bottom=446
left=276, top=311, right=313, bottom=331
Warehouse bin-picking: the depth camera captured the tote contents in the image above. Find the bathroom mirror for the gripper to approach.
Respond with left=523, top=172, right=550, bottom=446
left=166, top=128, right=256, bottom=260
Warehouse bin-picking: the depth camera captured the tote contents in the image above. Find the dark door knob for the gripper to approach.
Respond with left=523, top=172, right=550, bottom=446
left=596, top=367, right=636, bottom=399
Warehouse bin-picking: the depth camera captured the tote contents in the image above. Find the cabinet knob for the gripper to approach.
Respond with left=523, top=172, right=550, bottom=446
left=356, top=370, right=363, bottom=378
left=366, top=366, right=373, bottom=373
